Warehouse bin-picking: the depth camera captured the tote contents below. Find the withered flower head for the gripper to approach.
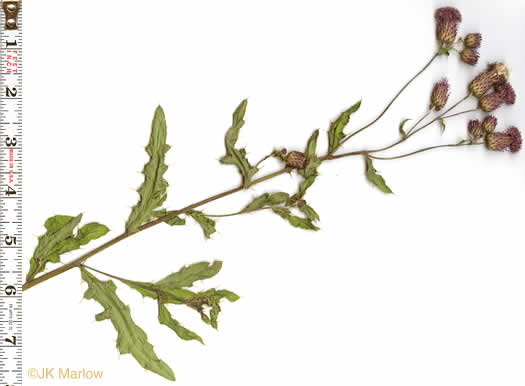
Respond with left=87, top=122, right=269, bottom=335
left=430, top=78, right=450, bottom=111
left=468, top=119, right=484, bottom=138
left=470, top=62, right=510, bottom=98
left=481, top=116, right=498, bottom=133
left=506, top=126, right=522, bottom=153
left=435, top=7, right=462, bottom=44
left=460, top=48, right=479, bottom=65
left=479, top=92, right=505, bottom=112
left=464, top=33, right=482, bottom=49
left=486, top=127, right=522, bottom=152
left=488, top=62, right=510, bottom=83
left=285, top=151, right=307, bottom=169
left=494, top=82, right=516, bottom=105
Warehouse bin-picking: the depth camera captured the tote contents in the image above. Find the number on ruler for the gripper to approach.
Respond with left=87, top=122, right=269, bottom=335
left=5, top=235, right=16, bottom=245
left=5, top=285, right=16, bottom=295
left=5, top=86, right=16, bottom=97
left=5, top=186, right=16, bottom=196
left=5, top=336, right=16, bottom=345
left=5, top=136, right=16, bottom=146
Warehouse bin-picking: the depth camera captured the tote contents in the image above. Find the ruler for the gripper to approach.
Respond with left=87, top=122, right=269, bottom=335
left=0, top=1, right=22, bottom=385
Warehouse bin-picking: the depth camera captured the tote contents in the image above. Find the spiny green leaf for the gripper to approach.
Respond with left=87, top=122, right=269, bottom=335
left=81, top=268, right=175, bottom=381
left=399, top=118, right=411, bottom=138
left=187, top=210, right=216, bottom=239
left=126, top=106, right=171, bottom=233
left=27, top=214, right=83, bottom=281
left=271, top=207, right=319, bottom=231
left=328, top=100, right=361, bottom=153
left=158, top=301, right=204, bottom=344
left=128, top=282, right=195, bottom=305
left=77, top=223, right=110, bottom=245
left=156, top=261, right=223, bottom=289
left=299, top=204, right=320, bottom=222
left=242, top=192, right=290, bottom=212
left=219, top=99, right=258, bottom=188
left=365, top=156, right=393, bottom=194
left=152, top=209, right=186, bottom=226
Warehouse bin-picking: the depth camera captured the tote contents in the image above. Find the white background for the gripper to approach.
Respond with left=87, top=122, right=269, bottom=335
left=22, top=0, right=525, bottom=385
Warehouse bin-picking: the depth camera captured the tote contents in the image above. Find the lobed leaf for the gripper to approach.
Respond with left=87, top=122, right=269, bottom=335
left=156, top=261, right=223, bottom=289
left=158, top=301, right=204, bottom=344
left=152, top=209, right=186, bottom=226
left=27, top=214, right=109, bottom=282
left=242, top=192, right=290, bottom=212
left=365, top=156, right=393, bottom=194
left=328, top=100, right=361, bottom=153
left=219, top=99, right=258, bottom=188
left=299, top=204, right=320, bottom=222
left=81, top=268, right=175, bottom=381
left=126, top=106, right=171, bottom=233
left=271, top=207, right=319, bottom=231
left=187, top=210, right=216, bottom=239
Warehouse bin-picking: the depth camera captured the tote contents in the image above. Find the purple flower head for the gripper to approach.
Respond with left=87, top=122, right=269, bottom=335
left=470, top=63, right=509, bottom=98
left=431, top=78, right=450, bottom=111
left=481, top=116, right=498, bottom=133
left=494, top=82, right=516, bottom=105
left=464, top=33, right=482, bottom=49
left=468, top=119, right=483, bottom=138
left=460, top=48, right=479, bottom=66
left=435, top=7, right=462, bottom=44
left=486, top=127, right=522, bottom=152
left=506, top=126, right=522, bottom=153
left=479, top=92, right=505, bottom=112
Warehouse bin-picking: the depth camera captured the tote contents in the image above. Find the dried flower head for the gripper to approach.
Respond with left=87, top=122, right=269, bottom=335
left=481, top=116, right=498, bottom=133
left=435, top=7, right=462, bottom=44
left=479, top=92, right=505, bottom=112
left=468, top=119, right=484, bottom=138
left=464, top=33, right=482, bottom=48
left=486, top=127, right=522, bottom=152
left=430, top=78, right=450, bottom=111
left=285, top=151, right=307, bottom=169
left=494, top=82, right=516, bottom=105
left=506, top=126, right=522, bottom=153
left=469, top=62, right=510, bottom=97
left=460, top=48, right=479, bottom=65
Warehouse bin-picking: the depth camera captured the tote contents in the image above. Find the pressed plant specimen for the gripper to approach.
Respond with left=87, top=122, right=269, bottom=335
left=23, top=6, right=522, bottom=381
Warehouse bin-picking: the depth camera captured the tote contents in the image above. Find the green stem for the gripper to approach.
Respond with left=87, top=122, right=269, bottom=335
left=205, top=206, right=272, bottom=218
left=440, top=108, right=478, bottom=120
left=368, top=141, right=482, bottom=160
left=338, top=51, right=441, bottom=147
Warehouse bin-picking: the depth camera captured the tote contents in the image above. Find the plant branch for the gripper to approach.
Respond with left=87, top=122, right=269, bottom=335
left=338, top=50, right=441, bottom=147
left=368, top=141, right=483, bottom=160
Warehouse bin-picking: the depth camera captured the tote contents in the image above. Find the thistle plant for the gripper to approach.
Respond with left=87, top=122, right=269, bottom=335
left=23, top=7, right=522, bottom=381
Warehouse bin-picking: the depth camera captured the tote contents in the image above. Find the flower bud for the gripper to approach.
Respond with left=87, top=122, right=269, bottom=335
left=481, top=116, right=497, bottom=133
left=486, top=127, right=522, bottom=152
left=430, top=78, right=450, bottom=111
left=469, top=62, right=510, bottom=97
left=479, top=92, right=505, bottom=112
left=464, top=33, right=482, bottom=49
left=468, top=119, right=484, bottom=138
left=494, top=82, right=516, bottom=105
left=435, top=7, right=462, bottom=44
left=460, top=48, right=479, bottom=65
left=285, top=151, right=307, bottom=169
